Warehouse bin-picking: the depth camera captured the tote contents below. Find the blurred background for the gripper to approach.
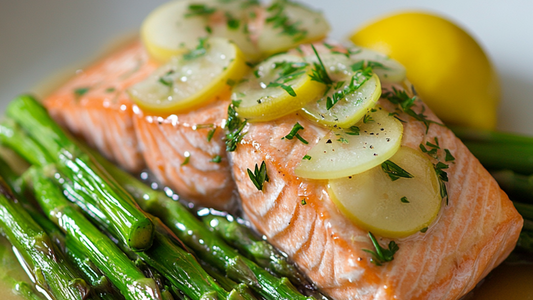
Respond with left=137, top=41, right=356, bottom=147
left=1, top=0, right=532, bottom=133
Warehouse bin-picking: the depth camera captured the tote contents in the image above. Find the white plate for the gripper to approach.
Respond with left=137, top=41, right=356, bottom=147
left=1, top=0, right=532, bottom=133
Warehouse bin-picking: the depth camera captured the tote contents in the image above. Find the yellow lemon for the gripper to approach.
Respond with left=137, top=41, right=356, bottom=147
left=350, top=12, right=500, bottom=130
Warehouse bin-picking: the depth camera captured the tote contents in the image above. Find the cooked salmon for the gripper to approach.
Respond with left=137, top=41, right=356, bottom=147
left=43, top=40, right=157, bottom=172
left=229, top=97, right=523, bottom=299
left=133, top=98, right=237, bottom=210
left=44, top=40, right=238, bottom=209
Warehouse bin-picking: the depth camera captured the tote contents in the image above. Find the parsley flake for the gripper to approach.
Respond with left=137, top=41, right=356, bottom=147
left=401, top=196, right=410, bottom=203
left=346, top=126, right=360, bottom=136
left=183, top=37, right=209, bottom=61
left=444, top=149, right=455, bottom=162
left=207, top=128, right=216, bottom=142
left=225, top=103, right=247, bottom=152
left=383, top=87, right=443, bottom=133
left=435, top=162, right=449, bottom=204
left=74, top=87, right=90, bottom=97
left=185, top=4, right=216, bottom=17
left=210, top=155, right=222, bottom=163
left=381, top=160, right=414, bottom=181
left=302, top=155, right=312, bottom=160
left=266, top=0, right=307, bottom=42
left=247, top=161, right=269, bottom=191
left=301, top=198, right=307, bottom=205
left=363, top=232, right=399, bottom=266
left=283, top=122, right=308, bottom=144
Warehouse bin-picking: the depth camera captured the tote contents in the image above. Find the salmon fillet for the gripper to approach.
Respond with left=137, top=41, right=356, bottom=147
left=44, top=39, right=237, bottom=209
left=44, top=40, right=157, bottom=172
left=133, top=98, right=237, bottom=210
left=229, top=97, right=523, bottom=299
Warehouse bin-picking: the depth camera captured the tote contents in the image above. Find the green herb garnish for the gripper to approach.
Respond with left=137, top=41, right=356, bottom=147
left=283, top=122, right=308, bottom=144
left=444, top=149, right=455, bottom=162
left=384, top=87, right=443, bottom=133
left=266, top=60, right=308, bottom=97
left=225, top=12, right=240, bottom=29
left=210, top=155, right=222, bottom=163
left=183, top=37, right=209, bottom=61
left=181, top=154, right=190, bottom=166
left=381, top=160, right=414, bottom=181
left=185, top=4, right=216, bottom=17
left=401, top=196, right=410, bottom=203
left=309, top=45, right=333, bottom=86
left=247, top=161, right=269, bottom=191
left=265, top=0, right=307, bottom=42
left=302, top=155, right=312, bottom=160
left=74, top=87, right=90, bottom=97
left=435, top=162, right=449, bottom=204
left=346, top=126, right=360, bottom=136
left=225, top=103, right=247, bottom=152
left=158, top=70, right=175, bottom=87
left=301, top=198, right=307, bottom=205
left=363, top=232, right=399, bottom=266
left=207, top=128, right=216, bottom=142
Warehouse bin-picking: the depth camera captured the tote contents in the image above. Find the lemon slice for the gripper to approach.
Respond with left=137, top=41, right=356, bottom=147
left=258, top=0, right=330, bottom=55
left=301, top=52, right=381, bottom=128
left=295, top=106, right=403, bottom=179
left=329, top=146, right=441, bottom=238
left=232, top=53, right=325, bottom=122
left=348, top=47, right=406, bottom=83
left=129, top=38, right=249, bottom=115
left=141, top=0, right=260, bottom=62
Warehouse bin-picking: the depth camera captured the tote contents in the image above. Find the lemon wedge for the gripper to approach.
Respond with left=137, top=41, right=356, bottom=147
left=329, top=146, right=441, bottom=238
left=129, top=38, right=249, bottom=115
left=301, top=52, right=381, bottom=128
left=350, top=12, right=500, bottom=129
left=258, top=0, right=330, bottom=55
left=141, top=0, right=260, bottom=62
left=295, top=106, right=403, bottom=179
left=232, top=53, right=325, bottom=122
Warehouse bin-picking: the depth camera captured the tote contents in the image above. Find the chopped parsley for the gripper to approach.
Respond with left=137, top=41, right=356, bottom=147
left=207, top=128, right=216, bottom=142
left=265, top=0, right=307, bottom=42
left=210, top=155, right=222, bottom=163
left=205, top=25, right=212, bottom=34
left=363, top=232, right=399, bottom=266
left=266, top=60, right=308, bottom=97
left=74, top=87, right=90, bottom=97
left=301, top=198, right=307, bottom=205
left=181, top=154, right=190, bottom=166
left=325, top=65, right=373, bottom=110
left=435, top=162, right=449, bottom=204
left=225, top=12, right=240, bottom=29
left=226, top=78, right=236, bottom=87
left=158, top=70, right=175, bottom=87
left=185, top=4, right=216, bottom=17
left=183, top=37, right=209, bottom=61
left=247, top=161, right=269, bottom=191
left=401, top=196, right=410, bottom=203
left=105, top=87, right=116, bottom=93
left=225, top=104, right=247, bottom=152
left=420, top=227, right=429, bottom=233
left=302, top=155, right=312, bottom=160
left=383, top=87, right=443, bottom=133
left=444, top=149, right=455, bottom=162
left=381, top=160, right=414, bottom=181
left=282, top=122, right=308, bottom=144
left=309, top=45, right=333, bottom=87
left=363, top=114, right=374, bottom=123
left=346, top=126, right=360, bottom=136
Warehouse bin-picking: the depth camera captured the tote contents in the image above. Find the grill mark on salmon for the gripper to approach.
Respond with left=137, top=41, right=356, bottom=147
left=229, top=98, right=523, bottom=299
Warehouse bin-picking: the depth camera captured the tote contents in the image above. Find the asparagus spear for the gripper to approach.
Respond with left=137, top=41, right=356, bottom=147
left=6, top=95, right=154, bottom=251
left=202, top=213, right=316, bottom=292
left=24, top=167, right=162, bottom=300
left=450, top=125, right=533, bottom=145
left=2, top=121, right=245, bottom=300
left=461, top=141, right=533, bottom=175
left=0, top=178, right=91, bottom=300
left=490, top=170, right=533, bottom=204
left=13, top=281, right=47, bottom=300
left=87, top=148, right=311, bottom=300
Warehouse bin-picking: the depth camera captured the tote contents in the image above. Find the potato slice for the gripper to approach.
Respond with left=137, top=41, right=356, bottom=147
left=348, top=47, right=406, bottom=83
left=258, top=0, right=330, bottom=55
left=301, top=53, right=382, bottom=128
left=329, top=146, right=441, bottom=238
left=232, top=53, right=325, bottom=121
left=141, top=0, right=260, bottom=62
left=129, top=38, right=249, bottom=115
left=295, top=106, right=402, bottom=179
